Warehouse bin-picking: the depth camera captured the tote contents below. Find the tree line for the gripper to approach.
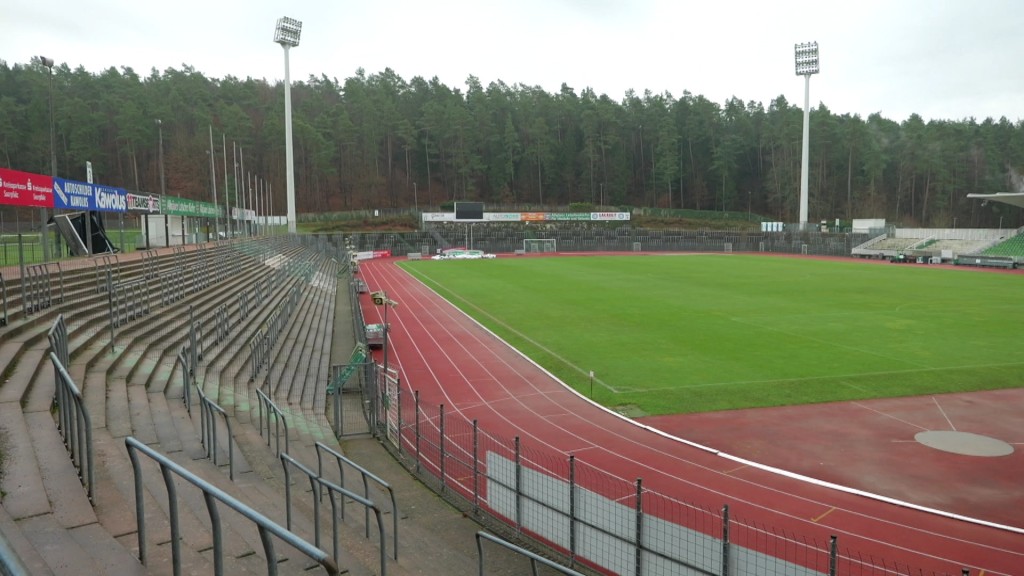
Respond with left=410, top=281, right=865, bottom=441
left=2, top=58, right=1023, bottom=228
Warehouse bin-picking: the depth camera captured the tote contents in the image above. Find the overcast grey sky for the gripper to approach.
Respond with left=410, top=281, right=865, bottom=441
left=4, top=0, right=1023, bottom=123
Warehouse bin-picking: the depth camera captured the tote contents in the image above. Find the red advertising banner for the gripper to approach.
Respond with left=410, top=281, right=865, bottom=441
left=0, top=167, right=54, bottom=208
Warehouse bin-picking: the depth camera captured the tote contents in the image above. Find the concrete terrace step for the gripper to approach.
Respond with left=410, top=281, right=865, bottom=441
left=0, top=403, right=51, bottom=520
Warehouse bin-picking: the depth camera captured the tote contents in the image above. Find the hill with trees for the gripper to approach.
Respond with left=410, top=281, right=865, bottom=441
left=2, top=58, right=1022, bottom=228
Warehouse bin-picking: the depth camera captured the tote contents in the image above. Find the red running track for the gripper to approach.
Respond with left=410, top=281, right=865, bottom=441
left=358, top=257, right=1024, bottom=575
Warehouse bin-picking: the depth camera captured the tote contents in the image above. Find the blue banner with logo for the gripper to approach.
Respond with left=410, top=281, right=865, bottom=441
left=52, top=178, right=128, bottom=212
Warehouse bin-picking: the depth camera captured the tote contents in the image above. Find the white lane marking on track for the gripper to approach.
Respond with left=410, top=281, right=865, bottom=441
left=852, top=402, right=930, bottom=432
left=932, top=396, right=957, bottom=431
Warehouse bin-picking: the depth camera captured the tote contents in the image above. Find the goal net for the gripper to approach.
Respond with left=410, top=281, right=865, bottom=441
left=523, top=238, right=557, bottom=253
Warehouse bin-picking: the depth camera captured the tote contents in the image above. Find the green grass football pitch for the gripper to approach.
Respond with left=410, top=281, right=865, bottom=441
left=399, top=255, right=1024, bottom=416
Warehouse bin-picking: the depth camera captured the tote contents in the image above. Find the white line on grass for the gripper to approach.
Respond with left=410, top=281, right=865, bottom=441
left=632, top=360, right=1024, bottom=393
left=406, top=267, right=627, bottom=394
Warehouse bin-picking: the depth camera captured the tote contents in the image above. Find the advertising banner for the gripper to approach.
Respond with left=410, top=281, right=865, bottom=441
left=421, top=211, right=631, bottom=223
left=53, top=178, right=127, bottom=212
left=164, top=195, right=221, bottom=218
left=0, top=167, right=53, bottom=208
left=127, top=193, right=161, bottom=213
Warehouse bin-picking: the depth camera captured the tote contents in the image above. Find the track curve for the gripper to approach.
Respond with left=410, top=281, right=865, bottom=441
left=358, top=256, right=1023, bottom=575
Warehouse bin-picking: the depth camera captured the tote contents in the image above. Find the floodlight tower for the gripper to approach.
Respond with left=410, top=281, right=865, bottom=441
left=274, top=16, right=302, bottom=234
left=40, top=56, right=56, bottom=261
left=795, top=41, right=819, bottom=228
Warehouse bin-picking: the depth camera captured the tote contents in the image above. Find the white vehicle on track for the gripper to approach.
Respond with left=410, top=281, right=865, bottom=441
left=432, top=248, right=496, bottom=260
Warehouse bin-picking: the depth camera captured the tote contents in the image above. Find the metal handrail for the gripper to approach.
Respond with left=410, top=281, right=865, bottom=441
left=0, top=527, right=31, bottom=576
left=280, top=452, right=387, bottom=576
left=0, top=271, right=8, bottom=326
left=255, top=387, right=289, bottom=455
left=47, top=351, right=94, bottom=502
left=195, top=384, right=235, bottom=481
left=315, top=441, right=398, bottom=559
left=125, top=437, right=338, bottom=576
left=475, top=531, right=585, bottom=576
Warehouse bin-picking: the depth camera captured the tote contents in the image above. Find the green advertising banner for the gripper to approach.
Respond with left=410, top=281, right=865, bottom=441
left=162, top=195, right=222, bottom=218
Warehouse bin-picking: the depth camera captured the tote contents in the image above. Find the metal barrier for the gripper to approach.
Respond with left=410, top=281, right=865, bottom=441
left=255, top=387, right=289, bottom=456
left=93, top=253, right=119, bottom=293
left=1, top=271, right=8, bottom=326
left=213, top=302, right=231, bottom=344
left=314, top=442, right=398, bottom=559
left=110, top=277, right=151, bottom=327
left=476, top=531, right=585, bottom=576
left=249, top=330, right=266, bottom=381
left=23, top=262, right=63, bottom=315
left=47, top=351, right=94, bottom=502
left=188, top=306, right=204, bottom=364
left=280, top=452, right=388, bottom=576
left=140, top=249, right=159, bottom=280
left=0, top=528, right=31, bottom=576
left=195, top=384, right=235, bottom=481
left=178, top=350, right=196, bottom=416
left=46, top=314, right=70, bottom=367
left=125, top=437, right=339, bottom=576
left=238, top=290, right=250, bottom=321
left=161, top=247, right=187, bottom=305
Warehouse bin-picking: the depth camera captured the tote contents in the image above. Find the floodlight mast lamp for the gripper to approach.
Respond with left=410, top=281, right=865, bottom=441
left=40, top=56, right=56, bottom=261
left=795, top=41, right=819, bottom=228
left=274, top=16, right=302, bottom=234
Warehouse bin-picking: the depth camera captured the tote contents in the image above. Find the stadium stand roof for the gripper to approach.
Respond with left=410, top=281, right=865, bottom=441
left=967, top=192, right=1024, bottom=209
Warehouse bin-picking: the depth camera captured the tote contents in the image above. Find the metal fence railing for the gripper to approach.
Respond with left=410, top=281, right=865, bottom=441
left=47, top=350, right=94, bottom=503
left=314, top=441, right=398, bottom=559
left=255, top=387, right=289, bottom=456
left=0, top=271, right=7, bottom=326
left=476, top=531, right=585, bottom=576
left=125, top=437, right=339, bottom=576
left=0, top=527, right=31, bottom=576
left=280, top=452, right=388, bottom=575
left=382, top=389, right=938, bottom=576
left=196, top=382, right=234, bottom=481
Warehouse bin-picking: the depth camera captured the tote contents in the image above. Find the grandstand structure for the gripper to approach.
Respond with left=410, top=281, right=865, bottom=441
left=850, top=227, right=1014, bottom=262
left=0, top=237, right=531, bottom=576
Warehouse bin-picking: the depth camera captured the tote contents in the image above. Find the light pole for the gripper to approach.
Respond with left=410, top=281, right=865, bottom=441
left=371, top=291, right=398, bottom=380
left=156, top=119, right=166, bottom=196
left=40, top=56, right=55, bottom=261
left=208, top=125, right=220, bottom=239
left=274, top=16, right=302, bottom=235
left=795, top=41, right=819, bottom=228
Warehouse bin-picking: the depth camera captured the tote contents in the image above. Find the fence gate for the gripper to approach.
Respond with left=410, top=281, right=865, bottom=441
left=377, top=364, right=401, bottom=448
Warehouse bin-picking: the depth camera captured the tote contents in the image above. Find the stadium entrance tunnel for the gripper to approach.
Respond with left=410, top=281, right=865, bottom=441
left=914, top=430, right=1014, bottom=457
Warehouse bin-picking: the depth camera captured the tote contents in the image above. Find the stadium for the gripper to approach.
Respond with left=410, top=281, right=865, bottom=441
left=1, top=206, right=1022, bottom=576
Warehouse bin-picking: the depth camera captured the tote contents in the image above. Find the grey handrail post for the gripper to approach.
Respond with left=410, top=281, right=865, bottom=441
left=48, top=351, right=94, bottom=502
left=125, top=437, right=338, bottom=575
left=475, top=531, right=585, bottom=576
left=315, top=441, right=399, bottom=560
left=106, top=269, right=116, bottom=352
left=281, top=452, right=388, bottom=575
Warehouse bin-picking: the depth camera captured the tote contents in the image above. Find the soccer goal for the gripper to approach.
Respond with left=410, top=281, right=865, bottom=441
left=523, top=238, right=557, bottom=253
